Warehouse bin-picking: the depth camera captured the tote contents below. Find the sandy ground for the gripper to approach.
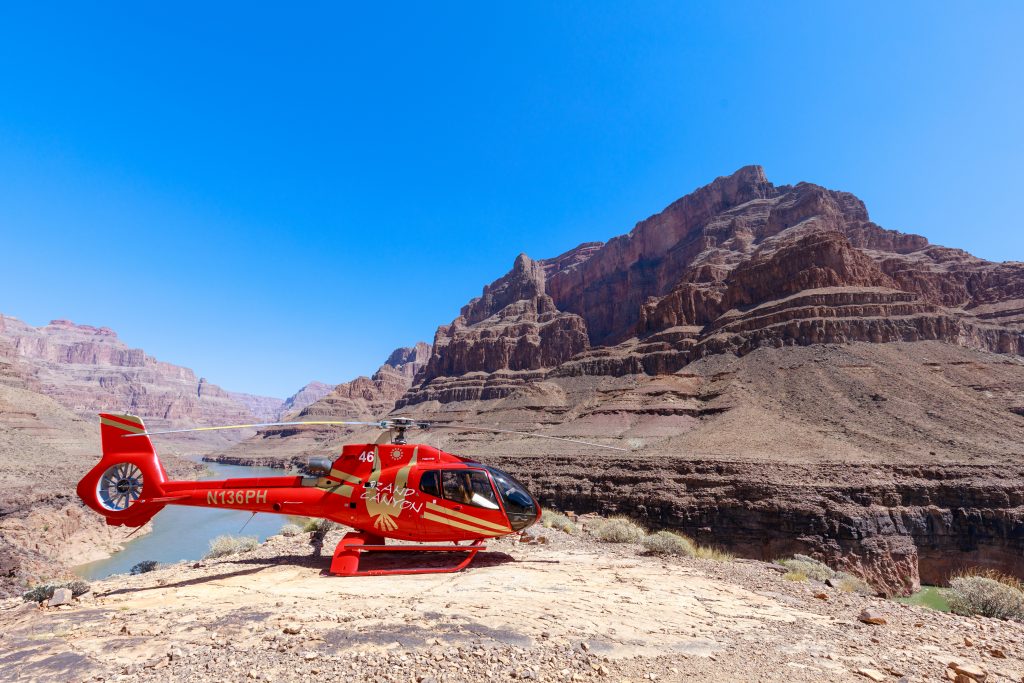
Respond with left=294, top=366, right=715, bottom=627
left=2, top=527, right=1022, bottom=683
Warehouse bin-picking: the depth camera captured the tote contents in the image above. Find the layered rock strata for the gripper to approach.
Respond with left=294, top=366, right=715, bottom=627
left=0, top=316, right=283, bottom=425
left=381, top=166, right=1024, bottom=594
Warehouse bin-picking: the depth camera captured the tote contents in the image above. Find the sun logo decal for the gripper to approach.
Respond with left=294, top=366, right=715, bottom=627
left=390, top=448, right=403, bottom=461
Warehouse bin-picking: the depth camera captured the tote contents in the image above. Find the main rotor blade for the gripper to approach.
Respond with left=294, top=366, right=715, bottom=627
left=123, top=420, right=383, bottom=438
left=422, top=423, right=629, bottom=451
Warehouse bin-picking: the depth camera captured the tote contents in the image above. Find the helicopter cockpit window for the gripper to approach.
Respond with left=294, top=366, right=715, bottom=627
left=441, top=470, right=499, bottom=510
left=419, top=470, right=441, bottom=498
left=484, top=466, right=539, bottom=531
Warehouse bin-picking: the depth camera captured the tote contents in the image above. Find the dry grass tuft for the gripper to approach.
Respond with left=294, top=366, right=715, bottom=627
left=833, top=571, right=874, bottom=595
left=693, top=545, right=735, bottom=562
left=777, top=555, right=834, bottom=582
left=641, top=531, right=695, bottom=557
left=279, top=523, right=303, bottom=537
left=783, top=570, right=809, bottom=582
left=591, top=516, right=646, bottom=543
left=541, top=509, right=576, bottom=534
left=205, top=535, right=259, bottom=559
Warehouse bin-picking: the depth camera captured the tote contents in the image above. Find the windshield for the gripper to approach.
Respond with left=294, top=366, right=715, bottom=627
left=485, top=466, right=538, bottom=531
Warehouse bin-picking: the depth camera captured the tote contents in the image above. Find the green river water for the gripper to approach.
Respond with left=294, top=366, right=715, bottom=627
left=894, top=586, right=951, bottom=612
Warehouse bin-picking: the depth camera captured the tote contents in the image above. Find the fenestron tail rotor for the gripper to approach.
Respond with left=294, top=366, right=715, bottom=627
left=121, top=416, right=630, bottom=451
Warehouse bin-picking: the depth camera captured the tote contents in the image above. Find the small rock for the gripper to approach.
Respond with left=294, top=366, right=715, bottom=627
left=857, top=668, right=886, bottom=682
left=987, top=648, right=1006, bottom=659
left=858, top=610, right=886, bottom=625
left=282, top=623, right=302, bottom=635
left=949, top=662, right=987, bottom=682
left=814, top=592, right=828, bottom=600
left=964, top=637, right=973, bottom=647
left=49, top=587, right=72, bottom=607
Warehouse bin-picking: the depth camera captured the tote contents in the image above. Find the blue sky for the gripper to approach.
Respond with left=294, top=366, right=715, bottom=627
left=1, top=3, right=1021, bottom=398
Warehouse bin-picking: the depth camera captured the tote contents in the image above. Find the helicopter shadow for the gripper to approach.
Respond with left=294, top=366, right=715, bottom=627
left=318, top=548, right=518, bottom=576
left=96, top=565, right=271, bottom=597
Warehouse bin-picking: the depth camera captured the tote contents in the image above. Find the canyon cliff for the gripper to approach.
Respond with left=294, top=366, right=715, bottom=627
left=380, top=167, right=1024, bottom=596
left=0, top=316, right=286, bottom=426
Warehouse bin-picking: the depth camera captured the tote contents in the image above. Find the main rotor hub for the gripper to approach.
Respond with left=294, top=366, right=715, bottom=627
left=382, top=417, right=422, bottom=445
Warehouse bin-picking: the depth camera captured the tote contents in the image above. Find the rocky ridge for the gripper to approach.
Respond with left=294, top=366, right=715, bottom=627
left=0, top=315, right=283, bottom=427
left=404, top=166, right=1024, bottom=407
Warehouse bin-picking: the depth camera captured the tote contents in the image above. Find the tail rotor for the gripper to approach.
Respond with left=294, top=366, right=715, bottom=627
left=77, top=413, right=169, bottom=527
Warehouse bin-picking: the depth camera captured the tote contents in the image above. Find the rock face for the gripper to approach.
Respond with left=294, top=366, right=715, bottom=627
left=278, top=381, right=336, bottom=419
left=222, top=343, right=431, bottom=461
left=382, top=166, right=1024, bottom=595
left=0, top=316, right=283, bottom=425
left=406, top=167, right=1024, bottom=403
left=401, top=254, right=589, bottom=405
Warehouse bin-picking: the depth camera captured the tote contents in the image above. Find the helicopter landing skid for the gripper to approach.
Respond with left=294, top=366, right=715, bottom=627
left=329, top=531, right=486, bottom=576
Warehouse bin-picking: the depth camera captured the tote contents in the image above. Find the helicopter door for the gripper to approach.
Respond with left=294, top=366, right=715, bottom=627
left=415, top=468, right=510, bottom=540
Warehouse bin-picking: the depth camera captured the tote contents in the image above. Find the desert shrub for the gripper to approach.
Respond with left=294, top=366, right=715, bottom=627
left=204, top=535, right=259, bottom=559
left=306, top=518, right=338, bottom=541
left=833, top=571, right=874, bottom=595
left=693, top=545, right=734, bottom=562
left=591, top=516, right=645, bottom=543
left=777, top=555, right=834, bottom=582
left=279, top=523, right=303, bottom=537
left=783, top=570, right=808, bottom=582
left=130, top=560, right=158, bottom=575
left=22, top=580, right=91, bottom=603
left=541, top=509, right=576, bottom=534
left=945, top=572, right=1024, bottom=620
left=641, top=531, right=695, bottom=557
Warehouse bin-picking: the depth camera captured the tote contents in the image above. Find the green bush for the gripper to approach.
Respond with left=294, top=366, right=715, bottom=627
left=204, top=535, right=259, bottom=559
left=591, top=516, right=645, bottom=543
left=541, top=509, right=576, bottom=534
left=946, top=572, right=1024, bottom=620
left=641, top=531, right=695, bottom=557
left=279, top=523, right=303, bottom=537
left=130, top=560, right=158, bottom=575
left=22, top=580, right=91, bottom=603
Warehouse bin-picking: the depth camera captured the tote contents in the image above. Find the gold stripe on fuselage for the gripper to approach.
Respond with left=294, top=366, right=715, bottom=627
left=422, top=511, right=508, bottom=536
left=425, top=501, right=510, bottom=532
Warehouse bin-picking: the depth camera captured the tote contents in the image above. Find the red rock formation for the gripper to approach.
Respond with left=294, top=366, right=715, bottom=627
left=389, top=166, right=1024, bottom=594
left=405, top=255, right=589, bottom=404
left=290, top=343, right=430, bottom=422
left=277, top=381, right=336, bottom=419
left=408, top=166, right=1024, bottom=400
left=0, top=315, right=279, bottom=424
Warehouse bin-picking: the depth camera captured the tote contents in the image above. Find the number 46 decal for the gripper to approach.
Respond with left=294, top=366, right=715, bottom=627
left=358, top=450, right=375, bottom=463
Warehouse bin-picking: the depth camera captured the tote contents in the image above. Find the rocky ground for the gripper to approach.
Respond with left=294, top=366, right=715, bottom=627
left=2, top=522, right=1021, bottom=683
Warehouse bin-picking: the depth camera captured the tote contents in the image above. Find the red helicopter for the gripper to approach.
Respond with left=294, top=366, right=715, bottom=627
left=77, top=413, right=624, bottom=576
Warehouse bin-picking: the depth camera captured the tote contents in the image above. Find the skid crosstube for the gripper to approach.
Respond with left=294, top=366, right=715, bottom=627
left=329, top=531, right=486, bottom=576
